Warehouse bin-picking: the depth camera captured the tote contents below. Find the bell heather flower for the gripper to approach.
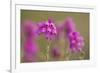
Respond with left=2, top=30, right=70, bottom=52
left=68, top=32, right=84, bottom=52
left=38, top=19, right=57, bottom=40
left=23, top=38, right=39, bottom=62
left=22, top=20, right=38, bottom=39
left=64, top=17, right=76, bottom=33
left=24, top=39, right=38, bottom=55
left=65, top=17, right=85, bottom=52
left=22, top=20, right=39, bottom=62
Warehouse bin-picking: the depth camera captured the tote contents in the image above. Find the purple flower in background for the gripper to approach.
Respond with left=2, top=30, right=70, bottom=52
left=22, top=20, right=38, bottom=39
left=22, top=20, right=39, bottom=62
left=51, top=48, right=61, bottom=58
left=65, top=17, right=85, bottom=52
left=68, top=32, right=84, bottom=52
left=38, top=19, right=57, bottom=40
left=64, top=17, right=76, bottom=33
left=23, top=39, right=39, bottom=62
left=24, top=39, right=38, bottom=55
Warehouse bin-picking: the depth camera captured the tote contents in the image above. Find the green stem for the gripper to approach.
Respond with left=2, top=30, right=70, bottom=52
left=46, top=40, right=51, bottom=61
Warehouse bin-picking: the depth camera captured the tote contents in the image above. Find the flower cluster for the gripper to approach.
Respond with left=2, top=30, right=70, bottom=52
left=22, top=20, right=39, bottom=62
left=68, top=31, right=84, bottom=52
left=38, top=19, right=57, bottom=40
left=22, top=20, right=38, bottom=39
left=24, top=39, right=38, bottom=56
left=22, top=17, right=85, bottom=62
left=23, top=39, right=39, bottom=62
left=65, top=18, right=84, bottom=52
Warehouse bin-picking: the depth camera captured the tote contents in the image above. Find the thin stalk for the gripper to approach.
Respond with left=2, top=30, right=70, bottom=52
left=46, top=40, right=51, bottom=61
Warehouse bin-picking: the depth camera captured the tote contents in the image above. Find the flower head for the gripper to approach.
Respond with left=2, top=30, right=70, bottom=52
left=23, top=39, right=39, bottom=62
left=64, top=17, right=76, bottom=33
left=68, top=31, right=84, bottom=52
left=65, top=17, right=85, bottom=53
left=24, top=39, right=38, bottom=55
left=22, top=20, right=38, bottom=39
left=22, top=20, right=39, bottom=62
left=38, top=19, right=57, bottom=40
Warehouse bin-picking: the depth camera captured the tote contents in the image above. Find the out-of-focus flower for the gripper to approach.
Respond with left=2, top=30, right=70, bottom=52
left=64, top=17, right=76, bottom=33
left=38, top=19, right=57, bottom=40
left=23, top=38, right=39, bottom=62
left=51, top=48, right=61, bottom=58
left=68, top=32, right=84, bottom=52
left=24, top=39, right=38, bottom=55
left=65, top=17, right=85, bottom=52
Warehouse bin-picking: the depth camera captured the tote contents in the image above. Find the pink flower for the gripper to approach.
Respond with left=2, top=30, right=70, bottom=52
left=22, top=20, right=38, bottom=39
left=68, top=32, right=84, bottom=52
left=38, top=19, right=57, bottom=40
left=65, top=17, right=85, bottom=53
left=22, top=20, right=39, bottom=62
left=64, top=17, right=76, bottom=33
left=23, top=39, right=39, bottom=62
left=24, top=39, right=38, bottom=55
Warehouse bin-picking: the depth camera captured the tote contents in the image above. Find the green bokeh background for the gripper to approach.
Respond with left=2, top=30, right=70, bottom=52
left=21, top=10, right=89, bottom=63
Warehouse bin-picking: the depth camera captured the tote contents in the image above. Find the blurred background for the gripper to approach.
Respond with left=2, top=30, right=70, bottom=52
left=21, top=10, right=89, bottom=63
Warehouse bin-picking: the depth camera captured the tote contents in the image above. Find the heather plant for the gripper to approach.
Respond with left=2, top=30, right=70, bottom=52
left=21, top=17, right=85, bottom=62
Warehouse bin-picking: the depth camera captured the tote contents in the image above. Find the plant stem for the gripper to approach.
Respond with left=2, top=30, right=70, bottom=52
left=46, top=40, right=50, bottom=61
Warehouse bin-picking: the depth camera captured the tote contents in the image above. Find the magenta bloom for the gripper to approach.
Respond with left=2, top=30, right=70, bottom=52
left=22, top=20, right=38, bottom=39
left=24, top=39, right=38, bottom=55
left=68, top=32, right=84, bottom=52
left=38, top=19, right=57, bottom=40
left=23, top=38, right=39, bottom=62
left=64, top=17, right=76, bottom=33
left=65, top=17, right=85, bottom=52
left=22, top=20, right=39, bottom=62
